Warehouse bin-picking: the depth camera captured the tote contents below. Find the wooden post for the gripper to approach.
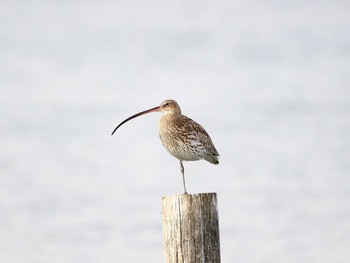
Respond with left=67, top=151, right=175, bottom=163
left=161, top=193, right=220, bottom=263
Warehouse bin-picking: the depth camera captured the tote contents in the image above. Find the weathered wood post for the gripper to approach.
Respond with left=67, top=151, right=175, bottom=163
left=161, top=192, right=220, bottom=263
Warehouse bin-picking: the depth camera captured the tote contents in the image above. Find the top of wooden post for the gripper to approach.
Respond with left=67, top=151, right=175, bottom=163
left=162, top=192, right=217, bottom=199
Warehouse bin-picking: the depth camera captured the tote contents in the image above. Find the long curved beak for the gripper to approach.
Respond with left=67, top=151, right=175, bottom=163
left=111, top=106, right=161, bottom=135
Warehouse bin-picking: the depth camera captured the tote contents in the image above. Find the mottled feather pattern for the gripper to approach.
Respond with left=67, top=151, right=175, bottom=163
left=159, top=113, right=219, bottom=164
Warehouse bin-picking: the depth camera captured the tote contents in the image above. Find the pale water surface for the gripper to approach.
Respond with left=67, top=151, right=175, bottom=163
left=0, top=1, right=349, bottom=262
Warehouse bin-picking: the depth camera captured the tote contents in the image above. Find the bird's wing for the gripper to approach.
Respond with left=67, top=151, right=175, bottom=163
left=179, top=116, right=220, bottom=156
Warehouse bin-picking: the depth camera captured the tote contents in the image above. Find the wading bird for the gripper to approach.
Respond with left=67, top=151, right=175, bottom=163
left=111, top=99, right=219, bottom=194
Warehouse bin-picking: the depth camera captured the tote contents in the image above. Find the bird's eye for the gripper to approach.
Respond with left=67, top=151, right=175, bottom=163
left=165, top=102, right=170, bottom=106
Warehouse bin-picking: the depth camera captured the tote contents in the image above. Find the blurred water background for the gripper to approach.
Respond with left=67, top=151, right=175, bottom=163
left=1, top=0, right=349, bottom=262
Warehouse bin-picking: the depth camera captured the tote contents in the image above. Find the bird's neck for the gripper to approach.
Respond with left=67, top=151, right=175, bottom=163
left=164, top=112, right=181, bottom=119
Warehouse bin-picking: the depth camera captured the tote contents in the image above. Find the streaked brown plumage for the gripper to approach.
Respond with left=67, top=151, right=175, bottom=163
left=111, top=99, right=219, bottom=194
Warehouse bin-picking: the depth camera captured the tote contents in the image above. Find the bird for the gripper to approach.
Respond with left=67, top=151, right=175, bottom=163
left=111, top=99, right=219, bottom=194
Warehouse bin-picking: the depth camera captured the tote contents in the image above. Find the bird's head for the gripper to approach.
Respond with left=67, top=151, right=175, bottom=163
left=160, top=99, right=181, bottom=116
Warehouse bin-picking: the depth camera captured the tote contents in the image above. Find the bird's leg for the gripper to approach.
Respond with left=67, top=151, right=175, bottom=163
left=180, top=160, right=188, bottom=194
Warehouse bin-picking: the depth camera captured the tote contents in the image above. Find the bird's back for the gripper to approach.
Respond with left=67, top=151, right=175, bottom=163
left=159, top=114, right=219, bottom=164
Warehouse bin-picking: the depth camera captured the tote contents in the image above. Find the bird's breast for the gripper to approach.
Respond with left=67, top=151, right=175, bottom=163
left=158, top=115, right=206, bottom=161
